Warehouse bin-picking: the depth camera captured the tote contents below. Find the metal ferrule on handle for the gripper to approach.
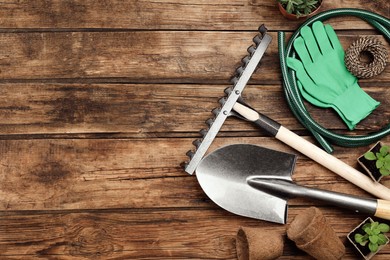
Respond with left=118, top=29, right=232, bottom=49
left=247, top=178, right=378, bottom=216
left=233, top=102, right=390, bottom=200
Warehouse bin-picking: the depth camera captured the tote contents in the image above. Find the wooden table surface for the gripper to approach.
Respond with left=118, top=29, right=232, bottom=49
left=0, top=1, right=389, bottom=259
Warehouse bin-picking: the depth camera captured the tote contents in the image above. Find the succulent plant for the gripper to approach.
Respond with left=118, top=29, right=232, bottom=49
left=278, top=0, right=320, bottom=17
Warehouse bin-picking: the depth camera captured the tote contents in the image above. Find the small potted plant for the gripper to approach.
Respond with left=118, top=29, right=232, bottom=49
left=347, top=218, right=390, bottom=259
left=277, top=0, right=323, bottom=20
left=358, top=142, right=390, bottom=182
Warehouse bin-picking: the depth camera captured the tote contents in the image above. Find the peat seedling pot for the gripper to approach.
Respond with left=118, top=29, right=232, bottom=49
left=358, top=142, right=389, bottom=182
left=347, top=217, right=390, bottom=260
left=277, top=0, right=323, bottom=21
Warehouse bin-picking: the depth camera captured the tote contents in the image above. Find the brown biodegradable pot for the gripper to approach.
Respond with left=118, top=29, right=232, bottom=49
left=236, top=226, right=284, bottom=260
left=287, top=207, right=345, bottom=260
left=358, top=142, right=385, bottom=182
left=277, top=1, right=322, bottom=21
left=347, top=217, right=390, bottom=260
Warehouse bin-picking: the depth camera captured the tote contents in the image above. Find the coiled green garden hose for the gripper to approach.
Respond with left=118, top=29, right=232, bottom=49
left=278, top=8, right=390, bottom=153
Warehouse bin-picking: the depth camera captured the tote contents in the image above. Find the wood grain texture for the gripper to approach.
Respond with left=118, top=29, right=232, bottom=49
left=375, top=200, right=390, bottom=220
left=1, top=208, right=389, bottom=259
left=1, top=0, right=390, bottom=259
left=0, top=83, right=386, bottom=135
left=0, top=0, right=388, bottom=30
left=1, top=136, right=389, bottom=211
left=0, top=31, right=389, bottom=83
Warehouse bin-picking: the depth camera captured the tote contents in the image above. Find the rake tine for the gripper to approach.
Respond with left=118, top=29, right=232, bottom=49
left=247, top=45, right=256, bottom=56
left=205, top=118, right=214, bottom=127
left=182, top=24, right=272, bottom=174
left=230, top=76, right=239, bottom=85
left=212, top=107, right=221, bottom=116
left=199, top=128, right=208, bottom=137
left=224, top=87, right=233, bottom=95
left=192, top=139, right=202, bottom=148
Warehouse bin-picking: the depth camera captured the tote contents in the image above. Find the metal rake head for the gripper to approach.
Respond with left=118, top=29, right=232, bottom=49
left=182, top=24, right=272, bottom=174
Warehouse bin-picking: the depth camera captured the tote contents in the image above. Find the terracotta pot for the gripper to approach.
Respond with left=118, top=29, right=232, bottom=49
left=277, top=1, right=322, bottom=21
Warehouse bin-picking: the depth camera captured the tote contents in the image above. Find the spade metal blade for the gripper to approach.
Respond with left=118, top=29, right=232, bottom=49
left=196, top=144, right=297, bottom=224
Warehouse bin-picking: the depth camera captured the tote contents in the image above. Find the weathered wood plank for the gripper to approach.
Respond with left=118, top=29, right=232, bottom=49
left=0, top=31, right=389, bottom=82
left=1, top=208, right=389, bottom=259
left=1, top=136, right=389, bottom=211
left=0, top=1, right=388, bottom=260
left=0, top=0, right=388, bottom=30
left=0, top=83, right=387, bottom=136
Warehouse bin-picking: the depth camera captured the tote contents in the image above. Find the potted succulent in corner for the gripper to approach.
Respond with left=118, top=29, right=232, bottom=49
left=358, top=142, right=390, bottom=182
left=277, top=0, right=323, bottom=20
left=347, top=218, right=390, bottom=259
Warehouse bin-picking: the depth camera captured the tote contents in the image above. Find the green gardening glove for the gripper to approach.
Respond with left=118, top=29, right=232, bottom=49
left=287, top=21, right=380, bottom=130
left=295, top=80, right=356, bottom=129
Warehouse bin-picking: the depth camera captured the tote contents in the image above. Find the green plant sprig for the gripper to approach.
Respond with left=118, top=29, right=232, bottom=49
left=364, top=145, right=390, bottom=176
left=354, top=221, right=389, bottom=253
left=278, top=0, right=320, bottom=16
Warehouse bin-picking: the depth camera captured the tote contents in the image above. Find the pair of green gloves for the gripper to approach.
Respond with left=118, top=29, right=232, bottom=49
left=287, top=21, right=380, bottom=130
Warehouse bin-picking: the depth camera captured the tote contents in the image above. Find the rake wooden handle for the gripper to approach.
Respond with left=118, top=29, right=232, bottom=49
left=233, top=102, right=390, bottom=200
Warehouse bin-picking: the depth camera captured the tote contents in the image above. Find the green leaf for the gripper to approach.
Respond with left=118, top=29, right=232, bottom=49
left=365, top=228, right=373, bottom=236
left=376, top=152, right=383, bottom=158
left=370, top=235, right=379, bottom=244
left=376, top=159, right=384, bottom=169
left=373, top=229, right=381, bottom=235
left=286, top=1, right=293, bottom=13
left=380, top=146, right=389, bottom=156
left=284, top=0, right=319, bottom=15
left=363, top=223, right=371, bottom=229
left=380, top=168, right=390, bottom=176
left=364, top=151, right=377, bottom=160
left=355, top=233, right=364, bottom=243
left=385, top=159, right=390, bottom=170
left=307, top=0, right=318, bottom=4
left=363, top=224, right=372, bottom=233
left=378, top=223, right=390, bottom=233
left=369, top=242, right=379, bottom=253
left=377, top=234, right=388, bottom=245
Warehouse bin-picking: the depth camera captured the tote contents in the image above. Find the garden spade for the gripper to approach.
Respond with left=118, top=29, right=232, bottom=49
left=182, top=24, right=390, bottom=201
left=196, top=144, right=390, bottom=224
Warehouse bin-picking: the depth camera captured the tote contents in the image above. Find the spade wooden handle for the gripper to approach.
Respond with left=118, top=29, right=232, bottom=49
left=375, top=200, right=390, bottom=219
left=249, top=178, right=390, bottom=221
left=276, top=126, right=390, bottom=200
left=233, top=102, right=390, bottom=200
